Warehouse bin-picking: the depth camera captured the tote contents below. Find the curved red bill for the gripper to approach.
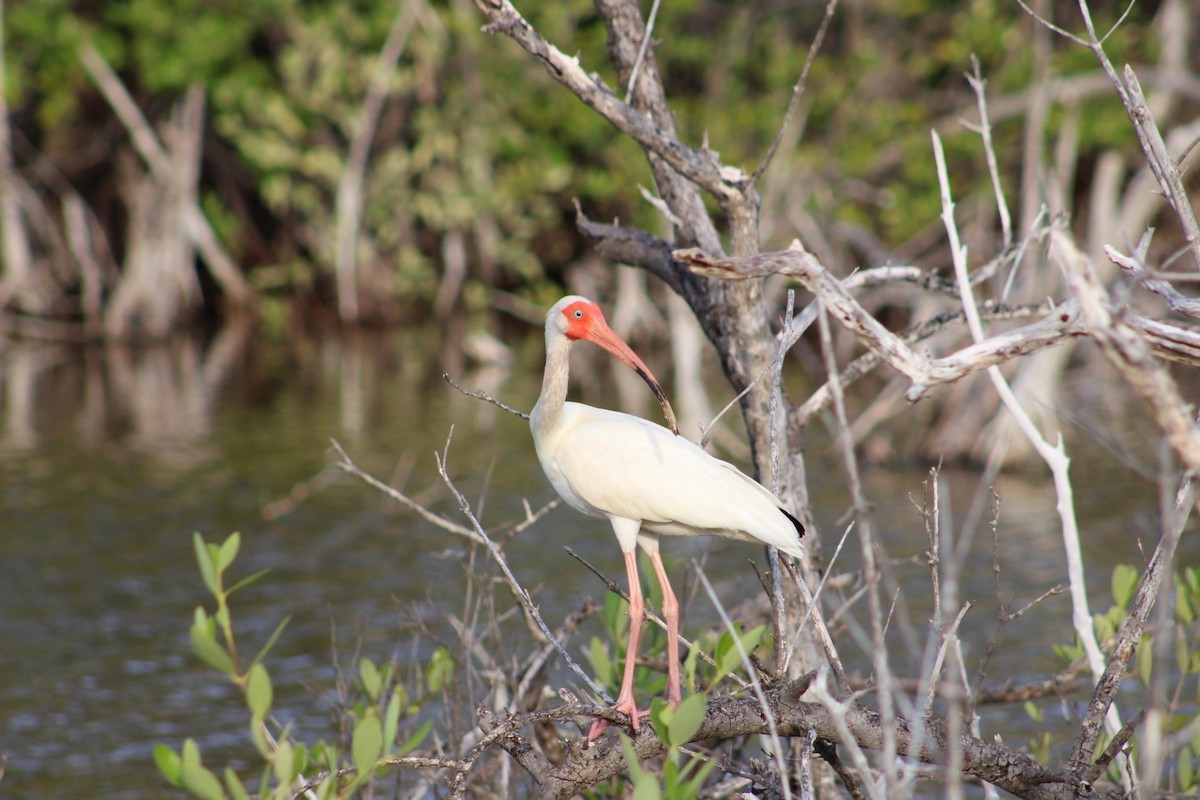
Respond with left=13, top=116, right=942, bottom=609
left=565, top=302, right=679, bottom=435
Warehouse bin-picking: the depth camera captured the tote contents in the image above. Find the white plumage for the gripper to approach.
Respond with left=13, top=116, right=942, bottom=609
left=530, top=295, right=804, bottom=739
left=537, top=402, right=803, bottom=555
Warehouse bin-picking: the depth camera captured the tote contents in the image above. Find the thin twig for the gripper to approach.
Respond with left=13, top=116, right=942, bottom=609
left=813, top=737, right=869, bottom=800
left=562, top=546, right=743, bottom=687
left=694, top=563, right=793, bottom=800
left=750, top=0, right=839, bottom=183
left=1104, top=241, right=1200, bottom=319
left=966, top=56, right=1012, bottom=247
left=443, top=372, right=529, bottom=420
left=784, top=520, right=854, bottom=691
left=816, top=300, right=897, bottom=789
left=332, top=438, right=482, bottom=543
left=622, top=0, right=662, bottom=102
left=432, top=434, right=611, bottom=703
left=934, top=129, right=1125, bottom=781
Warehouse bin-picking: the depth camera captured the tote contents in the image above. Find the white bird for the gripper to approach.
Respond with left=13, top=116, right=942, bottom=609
left=530, top=295, right=804, bottom=739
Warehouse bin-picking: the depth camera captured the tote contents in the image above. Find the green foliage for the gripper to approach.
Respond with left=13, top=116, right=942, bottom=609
left=156, top=533, right=441, bottom=798
left=617, top=694, right=714, bottom=800
left=587, top=587, right=669, bottom=702
left=8, top=0, right=1164, bottom=319
left=1022, top=700, right=1051, bottom=764
left=1043, top=564, right=1200, bottom=793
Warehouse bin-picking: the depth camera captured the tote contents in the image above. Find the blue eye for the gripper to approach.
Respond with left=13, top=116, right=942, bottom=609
left=573, top=309, right=583, bottom=318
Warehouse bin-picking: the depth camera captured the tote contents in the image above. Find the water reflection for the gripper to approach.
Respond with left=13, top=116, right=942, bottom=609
left=0, top=318, right=1192, bottom=799
left=0, top=317, right=255, bottom=463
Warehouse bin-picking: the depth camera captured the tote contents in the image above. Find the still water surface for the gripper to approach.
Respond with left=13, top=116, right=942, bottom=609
left=0, top=320, right=1190, bottom=798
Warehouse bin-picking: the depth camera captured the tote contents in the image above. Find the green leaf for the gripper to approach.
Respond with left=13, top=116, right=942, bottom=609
left=352, top=714, right=383, bottom=778
left=1185, top=567, right=1200, bottom=596
left=1176, top=572, right=1197, bottom=624
left=668, top=694, right=707, bottom=746
left=682, top=640, right=700, bottom=694
left=251, top=616, right=290, bottom=668
left=360, top=657, right=381, bottom=701
left=717, top=628, right=748, bottom=677
left=396, top=718, right=432, bottom=757
left=191, top=609, right=236, bottom=675
left=1179, top=748, right=1195, bottom=791
left=154, top=743, right=184, bottom=788
left=662, top=758, right=680, bottom=788
left=589, top=636, right=613, bottom=689
left=223, top=767, right=250, bottom=800
left=383, top=685, right=404, bottom=752
left=1111, top=564, right=1139, bottom=609
left=246, top=663, right=273, bottom=717
left=1053, top=641, right=1085, bottom=664
left=425, top=646, right=454, bottom=695
left=677, top=754, right=717, bottom=794
left=741, top=625, right=767, bottom=656
left=1136, top=635, right=1154, bottom=685
left=217, top=532, right=241, bottom=574
left=250, top=715, right=272, bottom=758
left=272, top=740, right=296, bottom=784
left=648, top=697, right=672, bottom=745
left=604, top=591, right=630, bottom=641
left=181, top=738, right=227, bottom=800
left=194, top=533, right=220, bottom=596
left=291, top=740, right=310, bottom=778
left=618, top=732, right=661, bottom=800
left=228, top=567, right=272, bottom=596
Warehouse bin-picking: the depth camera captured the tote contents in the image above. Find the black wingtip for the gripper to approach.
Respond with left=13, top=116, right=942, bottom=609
left=780, top=507, right=805, bottom=537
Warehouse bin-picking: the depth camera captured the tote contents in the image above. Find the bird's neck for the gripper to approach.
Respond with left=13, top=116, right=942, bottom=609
left=531, top=335, right=571, bottom=437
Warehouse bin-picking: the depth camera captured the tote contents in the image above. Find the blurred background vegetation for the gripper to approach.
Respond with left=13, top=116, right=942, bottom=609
left=0, top=0, right=1177, bottom=336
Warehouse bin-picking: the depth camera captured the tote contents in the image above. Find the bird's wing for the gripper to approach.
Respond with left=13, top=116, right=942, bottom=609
left=551, top=404, right=802, bottom=554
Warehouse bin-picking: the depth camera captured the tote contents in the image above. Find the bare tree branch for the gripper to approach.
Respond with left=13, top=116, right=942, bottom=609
left=1053, top=231, right=1200, bottom=475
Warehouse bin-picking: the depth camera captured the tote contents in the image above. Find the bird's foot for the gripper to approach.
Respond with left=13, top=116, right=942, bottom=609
left=586, top=696, right=649, bottom=741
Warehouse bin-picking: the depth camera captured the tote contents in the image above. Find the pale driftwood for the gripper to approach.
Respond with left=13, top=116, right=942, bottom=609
left=0, top=0, right=42, bottom=313
left=334, top=0, right=422, bottom=323
left=79, top=43, right=253, bottom=310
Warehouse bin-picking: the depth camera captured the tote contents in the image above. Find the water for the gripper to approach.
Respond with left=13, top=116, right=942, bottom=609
left=0, top=321, right=1191, bottom=797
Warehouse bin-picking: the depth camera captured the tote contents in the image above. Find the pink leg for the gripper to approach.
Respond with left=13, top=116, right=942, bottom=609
left=647, top=549, right=682, bottom=708
left=588, top=550, right=650, bottom=740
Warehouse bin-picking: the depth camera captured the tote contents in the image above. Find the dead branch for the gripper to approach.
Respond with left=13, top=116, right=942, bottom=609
left=1053, top=231, right=1200, bottom=475
left=442, top=372, right=530, bottom=420
left=1065, top=473, right=1192, bottom=775
left=331, top=438, right=483, bottom=543
left=573, top=204, right=685, bottom=297
left=677, top=244, right=1091, bottom=399
left=475, top=681, right=1117, bottom=800
left=473, top=0, right=746, bottom=210
left=1067, top=0, right=1200, bottom=271
left=431, top=439, right=613, bottom=705
left=1104, top=241, right=1200, bottom=319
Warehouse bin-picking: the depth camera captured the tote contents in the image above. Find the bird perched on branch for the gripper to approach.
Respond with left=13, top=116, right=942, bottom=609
left=530, top=295, right=805, bottom=739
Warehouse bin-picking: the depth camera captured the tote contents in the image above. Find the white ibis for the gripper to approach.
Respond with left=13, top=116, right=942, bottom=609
left=531, top=295, right=805, bottom=739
